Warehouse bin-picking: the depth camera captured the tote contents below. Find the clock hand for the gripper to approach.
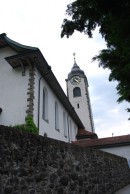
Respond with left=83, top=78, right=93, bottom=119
left=74, top=78, right=79, bottom=83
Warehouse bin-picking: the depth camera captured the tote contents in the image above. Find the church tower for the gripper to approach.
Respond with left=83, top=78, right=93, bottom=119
left=66, top=54, right=94, bottom=132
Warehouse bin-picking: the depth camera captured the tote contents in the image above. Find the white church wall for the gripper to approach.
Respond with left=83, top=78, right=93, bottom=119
left=0, top=48, right=78, bottom=142
left=0, top=47, right=29, bottom=126
left=100, top=146, right=130, bottom=168
left=34, top=69, right=78, bottom=142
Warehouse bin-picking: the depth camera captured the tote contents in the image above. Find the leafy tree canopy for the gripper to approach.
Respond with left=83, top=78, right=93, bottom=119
left=61, top=0, right=130, bottom=110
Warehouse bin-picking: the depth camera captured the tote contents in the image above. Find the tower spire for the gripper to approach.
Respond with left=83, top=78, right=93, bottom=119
left=73, top=52, right=76, bottom=64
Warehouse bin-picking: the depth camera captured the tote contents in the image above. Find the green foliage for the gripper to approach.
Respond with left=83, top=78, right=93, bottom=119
left=61, top=0, right=130, bottom=112
left=12, top=116, right=39, bottom=135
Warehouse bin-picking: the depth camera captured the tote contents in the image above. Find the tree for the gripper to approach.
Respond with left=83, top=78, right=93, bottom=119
left=61, top=0, right=130, bottom=111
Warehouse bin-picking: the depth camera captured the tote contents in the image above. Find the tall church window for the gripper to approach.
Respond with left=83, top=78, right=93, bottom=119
left=43, top=87, right=48, bottom=121
left=63, top=112, right=67, bottom=137
left=69, top=120, right=72, bottom=141
left=74, top=126, right=77, bottom=139
left=73, top=87, right=81, bottom=97
left=55, top=102, right=59, bottom=131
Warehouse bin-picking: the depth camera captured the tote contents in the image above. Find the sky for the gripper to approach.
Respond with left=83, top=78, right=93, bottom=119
left=0, top=0, right=130, bottom=138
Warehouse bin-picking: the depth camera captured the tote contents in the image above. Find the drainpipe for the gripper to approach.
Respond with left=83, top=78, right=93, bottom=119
left=37, top=76, right=43, bottom=129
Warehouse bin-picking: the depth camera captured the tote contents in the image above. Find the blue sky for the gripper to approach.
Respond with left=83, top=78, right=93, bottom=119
left=0, top=0, right=130, bottom=137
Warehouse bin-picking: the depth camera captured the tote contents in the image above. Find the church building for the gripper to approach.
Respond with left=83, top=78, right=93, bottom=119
left=0, top=33, right=96, bottom=142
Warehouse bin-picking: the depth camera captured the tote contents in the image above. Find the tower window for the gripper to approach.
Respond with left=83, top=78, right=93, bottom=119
left=77, top=103, right=80, bottom=108
left=73, top=87, right=81, bottom=97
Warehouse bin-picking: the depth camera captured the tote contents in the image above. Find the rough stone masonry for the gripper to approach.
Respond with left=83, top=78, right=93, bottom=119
left=0, top=125, right=130, bottom=194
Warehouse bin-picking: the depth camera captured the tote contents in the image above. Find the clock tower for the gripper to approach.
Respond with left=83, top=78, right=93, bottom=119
left=66, top=55, right=94, bottom=132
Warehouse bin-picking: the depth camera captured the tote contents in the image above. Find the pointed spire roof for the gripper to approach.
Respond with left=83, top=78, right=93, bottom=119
left=67, top=53, right=85, bottom=80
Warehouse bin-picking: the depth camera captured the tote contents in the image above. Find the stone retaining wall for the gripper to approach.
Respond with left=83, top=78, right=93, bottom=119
left=0, top=125, right=130, bottom=194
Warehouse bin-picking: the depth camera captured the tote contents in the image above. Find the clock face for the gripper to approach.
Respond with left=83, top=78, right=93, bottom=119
left=70, top=76, right=81, bottom=85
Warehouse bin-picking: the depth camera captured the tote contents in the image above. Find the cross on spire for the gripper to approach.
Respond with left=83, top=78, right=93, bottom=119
left=73, top=52, right=76, bottom=63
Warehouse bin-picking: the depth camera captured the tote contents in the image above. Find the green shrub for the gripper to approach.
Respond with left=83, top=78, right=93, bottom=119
left=12, top=116, right=39, bottom=135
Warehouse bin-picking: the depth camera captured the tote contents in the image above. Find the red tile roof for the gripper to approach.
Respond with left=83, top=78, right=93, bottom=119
left=73, top=135, right=130, bottom=148
left=76, top=128, right=98, bottom=139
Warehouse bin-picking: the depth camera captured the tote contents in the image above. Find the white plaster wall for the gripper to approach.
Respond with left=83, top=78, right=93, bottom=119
left=0, top=47, right=78, bottom=142
left=33, top=69, right=78, bottom=142
left=67, top=78, right=93, bottom=132
left=100, top=146, right=130, bottom=167
left=0, top=47, right=29, bottom=126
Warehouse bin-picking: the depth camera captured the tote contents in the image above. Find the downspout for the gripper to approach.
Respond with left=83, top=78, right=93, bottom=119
left=37, top=76, right=43, bottom=129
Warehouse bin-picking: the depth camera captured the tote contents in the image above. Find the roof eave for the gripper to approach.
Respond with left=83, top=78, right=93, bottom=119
left=0, top=33, right=39, bottom=53
left=89, top=141, right=130, bottom=149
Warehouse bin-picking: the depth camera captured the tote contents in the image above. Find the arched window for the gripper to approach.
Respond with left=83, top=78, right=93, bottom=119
left=43, top=87, right=48, bottom=121
left=73, top=87, right=81, bottom=97
left=55, top=102, right=59, bottom=130
left=63, top=112, right=67, bottom=137
left=0, top=107, right=2, bottom=114
left=74, top=126, right=77, bottom=140
left=69, top=120, right=72, bottom=141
